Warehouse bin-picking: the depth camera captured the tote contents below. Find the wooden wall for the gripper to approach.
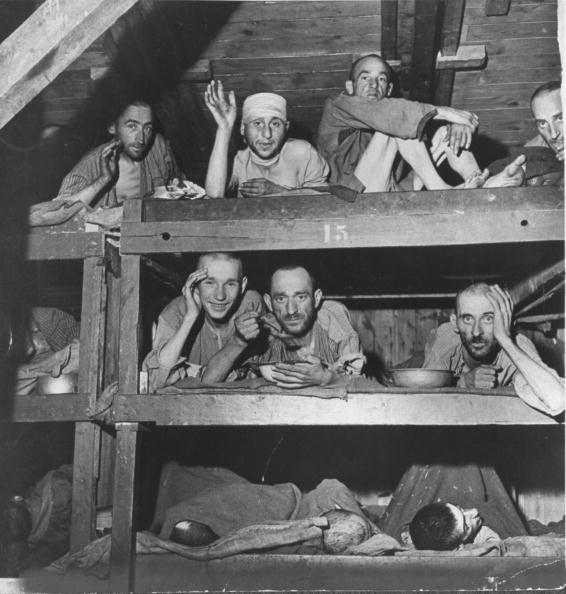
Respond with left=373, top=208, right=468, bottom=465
left=453, top=0, right=560, bottom=156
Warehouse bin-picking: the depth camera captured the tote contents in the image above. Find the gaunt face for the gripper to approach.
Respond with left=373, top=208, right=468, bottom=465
left=531, top=89, right=563, bottom=161
left=266, top=267, right=321, bottom=337
left=454, top=292, right=500, bottom=362
left=243, top=116, right=289, bottom=160
left=348, top=56, right=393, bottom=100
left=446, top=504, right=483, bottom=545
left=109, top=104, right=154, bottom=162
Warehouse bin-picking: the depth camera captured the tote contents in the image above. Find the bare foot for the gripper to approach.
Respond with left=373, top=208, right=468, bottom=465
left=458, top=169, right=490, bottom=189
left=483, top=154, right=526, bottom=188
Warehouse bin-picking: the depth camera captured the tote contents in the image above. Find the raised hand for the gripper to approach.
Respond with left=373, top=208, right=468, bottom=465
left=486, top=284, right=514, bottom=344
left=100, top=140, right=121, bottom=184
left=204, top=80, right=237, bottom=130
left=240, top=178, right=288, bottom=197
left=234, top=302, right=262, bottom=345
left=182, top=267, right=208, bottom=318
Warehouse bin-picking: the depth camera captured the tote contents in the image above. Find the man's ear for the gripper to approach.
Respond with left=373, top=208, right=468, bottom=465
left=314, top=288, right=323, bottom=309
left=450, top=312, right=459, bottom=332
left=108, top=123, right=116, bottom=135
left=345, top=80, right=354, bottom=95
left=263, top=293, right=273, bottom=312
left=240, top=276, right=248, bottom=294
left=386, top=82, right=393, bottom=97
left=284, top=120, right=290, bottom=132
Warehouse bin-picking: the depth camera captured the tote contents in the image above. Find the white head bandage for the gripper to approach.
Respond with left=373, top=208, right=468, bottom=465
left=241, top=92, right=287, bottom=125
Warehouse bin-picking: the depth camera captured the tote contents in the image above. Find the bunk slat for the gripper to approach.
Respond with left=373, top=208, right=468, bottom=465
left=113, top=392, right=559, bottom=426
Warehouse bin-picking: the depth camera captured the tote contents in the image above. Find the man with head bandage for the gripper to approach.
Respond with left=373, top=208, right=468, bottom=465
left=204, top=82, right=329, bottom=198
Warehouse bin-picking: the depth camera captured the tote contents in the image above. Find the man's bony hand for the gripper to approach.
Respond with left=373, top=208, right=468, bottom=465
left=486, top=284, right=513, bottom=344
left=461, top=364, right=501, bottom=389
left=234, top=303, right=262, bottom=345
left=446, top=123, right=475, bottom=154
left=240, top=178, right=288, bottom=197
left=436, top=106, right=479, bottom=132
left=100, top=140, right=121, bottom=184
left=182, top=267, right=207, bottom=318
left=271, top=354, right=333, bottom=389
left=204, top=80, right=237, bottom=131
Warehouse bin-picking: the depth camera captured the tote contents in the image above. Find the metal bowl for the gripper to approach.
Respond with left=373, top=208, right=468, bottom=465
left=36, top=373, right=78, bottom=394
left=389, top=368, right=454, bottom=389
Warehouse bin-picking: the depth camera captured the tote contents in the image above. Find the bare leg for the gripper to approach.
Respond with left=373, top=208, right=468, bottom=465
left=430, top=125, right=481, bottom=180
left=396, top=138, right=451, bottom=190
left=354, top=131, right=399, bottom=192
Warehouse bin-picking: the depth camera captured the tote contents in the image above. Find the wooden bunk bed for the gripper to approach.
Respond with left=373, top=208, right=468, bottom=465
left=0, top=225, right=112, bottom=559
left=106, top=188, right=564, bottom=591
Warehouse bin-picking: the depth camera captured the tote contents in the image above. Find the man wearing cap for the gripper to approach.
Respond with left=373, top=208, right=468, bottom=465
left=204, top=81, right=329, bottom=198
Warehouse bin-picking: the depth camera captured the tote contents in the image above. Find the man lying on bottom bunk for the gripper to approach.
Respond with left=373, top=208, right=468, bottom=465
left=422, top=282, right=564, bottom=417
left=148, top=461, right=562, bottom=559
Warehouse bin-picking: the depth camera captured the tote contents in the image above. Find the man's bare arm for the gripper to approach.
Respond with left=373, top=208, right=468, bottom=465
left=487, top=284, right=564, bottom=416
left=204, top=80, right=237, bottom=198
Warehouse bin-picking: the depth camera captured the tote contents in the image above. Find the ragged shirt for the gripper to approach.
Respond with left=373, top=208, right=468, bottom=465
left=57, top=133, right=182, bottom=207
left=317, top=93, right=437, bottom=191
left=143, top=291, right=264, bottom=391
left=422, top=321, right=564, bottom=416
left=255, top=300, right=365, bottom=375
left=230, top=138, right=329, bottom=197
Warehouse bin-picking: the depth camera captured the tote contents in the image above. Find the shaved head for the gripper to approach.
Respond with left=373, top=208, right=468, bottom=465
left=197, top=252, right=243, bottom=279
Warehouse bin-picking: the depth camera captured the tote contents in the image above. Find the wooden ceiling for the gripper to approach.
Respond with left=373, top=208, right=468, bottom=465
left=0, top=0, right=562, bottom=190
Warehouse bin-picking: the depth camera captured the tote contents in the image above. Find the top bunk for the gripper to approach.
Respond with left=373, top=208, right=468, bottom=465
left=120, top=186, right=564, bottom=254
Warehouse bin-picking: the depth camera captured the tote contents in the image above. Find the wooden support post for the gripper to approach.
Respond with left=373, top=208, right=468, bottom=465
left=71, top=255, right=107, bottom=551
left=111, top=199, right=143, bottom=592
left=380, top=0, right=398, bottom=61
left=410, top=0, right=441, bottom=102
left=110, top=422, right=140, bottom=593
left=434, top=0, right=466, bottom=106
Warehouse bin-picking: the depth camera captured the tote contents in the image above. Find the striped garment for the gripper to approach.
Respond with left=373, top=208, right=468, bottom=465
left=57, top=133, right=182, bottom=207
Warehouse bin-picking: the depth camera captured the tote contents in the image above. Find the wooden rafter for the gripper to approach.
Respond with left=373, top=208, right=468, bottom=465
left=0, top=0, right=140, bottom=131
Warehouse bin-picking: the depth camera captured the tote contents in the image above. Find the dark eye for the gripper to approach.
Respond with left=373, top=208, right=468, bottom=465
left=483, top=314, right=494, bottom=323
left=273, top=296, right=285, bottom=304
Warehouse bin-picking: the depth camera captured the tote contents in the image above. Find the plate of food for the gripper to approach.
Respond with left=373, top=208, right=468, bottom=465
left=153, top=178, right=206, bottom=200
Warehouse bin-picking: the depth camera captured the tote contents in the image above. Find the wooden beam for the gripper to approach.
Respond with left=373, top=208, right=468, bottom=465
left=91, top=59, right=211, bottom=82
left=436, top=44, right=487, bottom=70
left=113, top=392, right=559, bottom=426
left=380, top=0, right=398, bottom=61
left=110, top=423, right=140, bottom=593
left=1, top=394, right=91, bottom=422
left=0, top=0, right=140, bottom=130
left=121, top=188, right=564, bottom=254
left=409, top=0, right=441, bottom=102
left=2, top=231, right=105, bottom=261
left=434, top=0, right=467, bottom=106
left=71, top=255, right=107, bottom=552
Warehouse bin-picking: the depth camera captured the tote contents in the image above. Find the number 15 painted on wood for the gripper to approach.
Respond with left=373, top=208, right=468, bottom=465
left=324, top=223, right=349, bottom=244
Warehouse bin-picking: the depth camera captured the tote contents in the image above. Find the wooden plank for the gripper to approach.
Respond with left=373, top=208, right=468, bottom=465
left=3, top=231, right=106, bottom=261
left=439, top=0, right=466, bottom=56
left=212, top=54, right=353, bottom=77
left=466, top=1, right=557, bottom=23
left=456, top=66, right=561, bottom=85
left=485, top=0, right=512, bottom=16
left=380, top=0, right=398, bottom=61
left=113, top=392, right=559, bottom=426
left=110, top=422, right=140, bottom=593
left=1, top=394, right=91, bottom=422
left=436, top=44, right=486, bottom=70
left=184, top=15, right=381, bottom=42
left=71, top=255, right=107, bottom=551
left=465, top=21, right=557, bottom=42
left=198, top=35, right=381, bottom=61
left=90, top=59, right=211, bottom=81
left=0, top=0, right=140, bottom=130
left=122, top=188, right=564, bottom=253
left=119, top=255, right=142, bottom=394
